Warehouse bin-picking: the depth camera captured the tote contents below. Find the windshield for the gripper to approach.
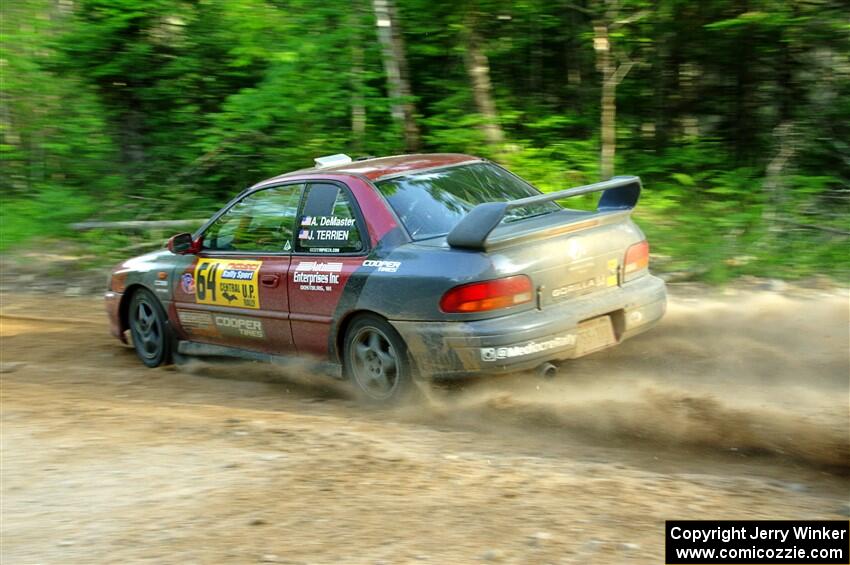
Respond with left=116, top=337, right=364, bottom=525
left=374, top=162, right=560, bottom=240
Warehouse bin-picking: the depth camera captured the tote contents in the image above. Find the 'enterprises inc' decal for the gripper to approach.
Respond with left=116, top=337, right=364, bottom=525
left=480, top=334, right=576, bottom=362
left=293, top=261, right=343, bottom=292
left=193, top=259, right=261, bottom=309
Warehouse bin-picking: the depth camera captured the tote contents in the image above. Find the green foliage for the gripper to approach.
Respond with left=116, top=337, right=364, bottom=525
left=0, top=187, right=96, bottom=250
left=1, top=0, right=848, bottom=280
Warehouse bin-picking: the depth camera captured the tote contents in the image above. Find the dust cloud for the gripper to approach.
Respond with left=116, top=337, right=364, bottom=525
left=411, top=291, right=850, bottom=470
left=172, top=290, right=848, bottom=469
left=177, top=355, right=354, bottom=400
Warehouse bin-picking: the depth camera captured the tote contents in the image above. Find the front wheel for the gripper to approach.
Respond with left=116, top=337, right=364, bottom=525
left=128, top=288, right=171, bottom=367
left=343, top=314, right=415, bottom=403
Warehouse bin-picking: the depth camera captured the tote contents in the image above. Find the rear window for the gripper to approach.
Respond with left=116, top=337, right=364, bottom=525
left=374, top=162, right=560, bottom=240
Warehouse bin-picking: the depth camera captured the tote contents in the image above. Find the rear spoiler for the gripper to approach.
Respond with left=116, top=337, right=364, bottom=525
left=446, top=175, right=642, bottom=250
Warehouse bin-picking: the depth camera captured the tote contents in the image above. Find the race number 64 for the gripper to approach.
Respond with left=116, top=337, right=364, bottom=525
left=196, top=261, right=219, bottom=301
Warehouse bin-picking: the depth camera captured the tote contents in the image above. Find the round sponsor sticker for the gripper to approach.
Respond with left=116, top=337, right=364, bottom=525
left=181, top=273, right=195, bottom=294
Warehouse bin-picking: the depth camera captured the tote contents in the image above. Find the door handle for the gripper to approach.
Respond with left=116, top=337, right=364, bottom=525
left=261, top=274, right=280, bottom=288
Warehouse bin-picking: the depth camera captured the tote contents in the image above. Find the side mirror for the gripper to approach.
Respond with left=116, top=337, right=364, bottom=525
left=167, top=232, right=200, bottom=255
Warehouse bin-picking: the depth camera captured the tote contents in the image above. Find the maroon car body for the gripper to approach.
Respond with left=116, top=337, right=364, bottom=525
left=106, top=153, right=666, bottom=401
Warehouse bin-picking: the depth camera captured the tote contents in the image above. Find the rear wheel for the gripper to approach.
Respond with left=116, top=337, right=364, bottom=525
left=343, top=314, right=415, bottom=403
left=128, top=288, right=171, bottom=367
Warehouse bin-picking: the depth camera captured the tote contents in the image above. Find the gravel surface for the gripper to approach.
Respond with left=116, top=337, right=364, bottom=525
left=1, top=289, right=847, bottom=564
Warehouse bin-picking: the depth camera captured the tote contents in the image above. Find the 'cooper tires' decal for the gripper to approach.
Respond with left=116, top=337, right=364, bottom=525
left=194, top=259, right=262, bottom=309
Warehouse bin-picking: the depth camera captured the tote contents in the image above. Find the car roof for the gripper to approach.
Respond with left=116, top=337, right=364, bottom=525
left=255, top=153, right=483, bottom=186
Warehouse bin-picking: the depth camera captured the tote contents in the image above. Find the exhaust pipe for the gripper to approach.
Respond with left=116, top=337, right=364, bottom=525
left=536, top=362, right=558, bottom=379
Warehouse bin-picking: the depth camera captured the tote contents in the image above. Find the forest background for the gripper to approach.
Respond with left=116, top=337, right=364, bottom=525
left=2, top=0, right=848, bottom=282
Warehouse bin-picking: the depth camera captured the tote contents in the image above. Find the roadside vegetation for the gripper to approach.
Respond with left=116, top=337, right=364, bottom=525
left=2, top=0, right=848, bottom=282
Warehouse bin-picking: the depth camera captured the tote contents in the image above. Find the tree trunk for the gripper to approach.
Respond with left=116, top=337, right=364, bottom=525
left=372, top=0, right=420, bottom=151
left=678, top=62, right=699, bottom=138
left=463, top=15, right=504, bottom=148
left=349, top=5, right=366, bottom=153
left=654, top=21, right=674, bottom=150
left=594, top=22, right=616, bottom=180
left=761, top=122, right=796, bottom=235
left=733, top=2, right=755, bottom=164
left=121, top=107, right=146, bottom=173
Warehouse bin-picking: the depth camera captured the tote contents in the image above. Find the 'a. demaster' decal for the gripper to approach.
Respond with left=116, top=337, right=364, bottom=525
left=193, top=259, right=261, bottom=309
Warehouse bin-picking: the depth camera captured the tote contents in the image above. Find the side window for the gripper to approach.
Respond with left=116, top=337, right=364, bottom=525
left=202, top=184, right=303, bottom=252
left=295, top=183, right=365, bottom=254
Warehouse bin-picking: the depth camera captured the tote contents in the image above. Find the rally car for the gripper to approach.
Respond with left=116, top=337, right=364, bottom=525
left=105, top=153, right=666, bottom=402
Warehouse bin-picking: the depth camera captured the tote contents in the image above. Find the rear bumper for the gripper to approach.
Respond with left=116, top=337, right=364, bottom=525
left=392, top=274, right=666, bottom=378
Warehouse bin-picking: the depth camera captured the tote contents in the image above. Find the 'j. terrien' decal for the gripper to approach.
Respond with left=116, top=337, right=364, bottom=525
left=298, top=216, right=357, bottom=252
left=193, top=259, right=261, bottom=309
left=298, top=227, right=350, bottom=241
left=293, top=261, right=342, bottom=292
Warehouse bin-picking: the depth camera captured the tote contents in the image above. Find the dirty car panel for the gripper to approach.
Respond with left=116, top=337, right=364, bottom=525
left=105, top=153, right=667, bottom=385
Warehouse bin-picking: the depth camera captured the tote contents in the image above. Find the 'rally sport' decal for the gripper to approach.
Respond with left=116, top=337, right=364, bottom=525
left=194, top=259, right=262, bottom=309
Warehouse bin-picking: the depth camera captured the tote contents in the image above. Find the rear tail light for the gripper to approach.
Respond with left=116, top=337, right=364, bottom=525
left=440, top=275, right=533, bottom=313
left=623, top=240, right=649, bottom=282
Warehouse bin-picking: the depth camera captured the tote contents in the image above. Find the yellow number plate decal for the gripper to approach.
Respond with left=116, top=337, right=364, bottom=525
left=194, top=259, right=262, bottom=309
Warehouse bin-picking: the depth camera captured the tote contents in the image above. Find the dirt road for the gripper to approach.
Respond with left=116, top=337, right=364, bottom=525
left=1, top=288, right=848, bottom=564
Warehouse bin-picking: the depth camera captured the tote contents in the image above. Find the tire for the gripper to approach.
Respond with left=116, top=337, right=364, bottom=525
left=343, top=314, right=415, bottom=403
left=128, top=288, right=171, bottom=367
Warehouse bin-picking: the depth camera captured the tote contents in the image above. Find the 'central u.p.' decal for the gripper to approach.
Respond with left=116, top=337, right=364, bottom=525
left=193, top=259, right=262, bottom=309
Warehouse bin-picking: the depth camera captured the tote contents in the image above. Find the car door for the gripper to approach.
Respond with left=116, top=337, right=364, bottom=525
left=172, top=182, right=303, bottom=355
left=288, top=181, right=369, bottom=357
